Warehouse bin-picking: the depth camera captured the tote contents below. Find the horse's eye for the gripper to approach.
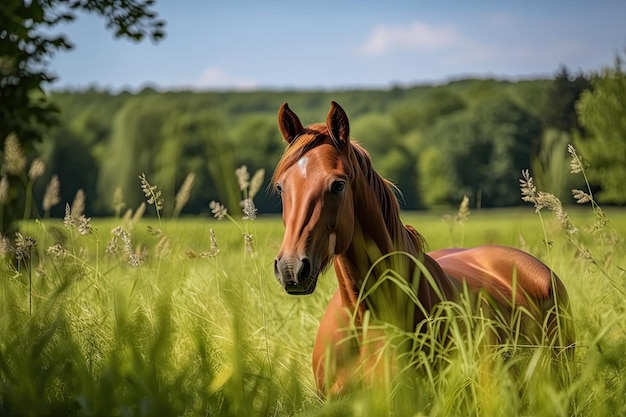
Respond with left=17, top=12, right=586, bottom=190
left=276, top=183, right=283, bottom=194
left=331, top=181, right=345, bottom=193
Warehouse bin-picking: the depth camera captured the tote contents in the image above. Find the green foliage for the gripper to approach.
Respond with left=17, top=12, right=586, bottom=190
left=424, top=97, right=542, bottom=207
left=6, top=69, right=621, bottom=220
left=48, top=79, right=558, bottom=214
left=159, top=107, right=239, bottom=214
left=229, top=114, right=285, bottom=213
left=0, top=0, right=165, bottom=232
left=39, top=126, right=100, bottom=217
left=540, top=66, right=592, bottom=133
left=99, top=97, right=173, bottom=211
left=352, top=113, right=400, bottom=158
left=352, top=113, right=423, bottom=207
left=531, top=129, right=579, bottom=202
left=575, top=53, right=626, bottom=204
left=418, top=146, right=455, bottom=207
left=389, top=88, right=467, bottom=133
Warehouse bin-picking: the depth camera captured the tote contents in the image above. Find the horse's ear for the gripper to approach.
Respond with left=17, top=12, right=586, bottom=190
left=278, top=102, right=304, bottom=145
left=326, top=101, right=350, bottom=148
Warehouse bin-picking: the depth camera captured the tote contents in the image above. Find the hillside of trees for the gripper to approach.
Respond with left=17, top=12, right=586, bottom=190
left=11, top=64, right=625, bottom=220
left=2, top=1, right=624, bottom=232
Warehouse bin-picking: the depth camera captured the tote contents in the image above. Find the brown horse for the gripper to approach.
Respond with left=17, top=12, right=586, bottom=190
left=272, top=101, right=574, bottom=395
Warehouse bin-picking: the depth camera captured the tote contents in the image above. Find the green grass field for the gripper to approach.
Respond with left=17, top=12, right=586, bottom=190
left=1, top=204, right=625, bottom=416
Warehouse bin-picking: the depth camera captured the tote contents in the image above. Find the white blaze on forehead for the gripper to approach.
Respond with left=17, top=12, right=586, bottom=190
left=328, top=232, right=336, bottom=258
left=297, top=157, right=308, bottom=178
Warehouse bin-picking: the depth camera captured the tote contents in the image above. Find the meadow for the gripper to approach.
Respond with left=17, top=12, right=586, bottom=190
left=1, top=181, right=625, bottom=416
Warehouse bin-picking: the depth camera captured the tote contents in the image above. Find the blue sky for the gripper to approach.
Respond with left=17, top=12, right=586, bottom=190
left=48, top=0, right=626, bottom=92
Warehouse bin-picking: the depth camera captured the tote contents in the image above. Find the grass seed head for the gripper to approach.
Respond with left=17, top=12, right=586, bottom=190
left=0, top=176, right=8, bottom=205
left=572, top=189, right=592, bottom=204
left=567, top=144, right=583, bottom=174
left=520, top=170, right=577, bottom=235
left=76, top=215, right=93, bottom=235
left=112, top=186, right=126, bottom=214
left=235, top=165, right=250, bottom=192
left=209, top=228, right=219, bottom=257
left=519, top=169, right=539, bottom=207
left=107, top=226, right=140, bottom=266
left=43, top=175, right=61, bottom=212
left=174, top=173, right=195, bottom=214
left=3, top=133, right=26, bottom=176
left=155, top=235, right=170, bottom=258
left=0, top=235, right=11, bottom=257
left=14, top=232, right=36, bottom=261
left=210, top=201, right=228, bottom=220
left=131, top=202, right=146, bottom=226
left=71, top=189, right=86, bottom=219
left=455, top=195, right=471, bottom=224
left=242, top=198, right=257, bottom=221
left=243, top=232, right=254, bottom=254
left=139, top=173, right=164, bottom=211
left=28, top=158, right=45, bottom=181
left=249, top=168, right=265, bottom=199
left=46, top=243, right=68, bottom=259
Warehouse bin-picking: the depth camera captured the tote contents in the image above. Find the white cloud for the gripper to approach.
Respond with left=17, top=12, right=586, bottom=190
left=193, top=67, right=258, bottom=90
left=360, top=21, right=461, bottom=55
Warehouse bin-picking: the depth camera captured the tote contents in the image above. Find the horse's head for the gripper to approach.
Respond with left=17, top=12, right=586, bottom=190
left=272, top=101, right=355, bottom=295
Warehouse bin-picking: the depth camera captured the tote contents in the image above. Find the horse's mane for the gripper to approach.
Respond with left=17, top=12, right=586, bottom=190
left=349, top=141, right=426, bottom=253
left=273, top=124, right=426, bottom=253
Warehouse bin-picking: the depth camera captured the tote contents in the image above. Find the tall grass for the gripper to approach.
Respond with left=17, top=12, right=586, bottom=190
left=1, top=166, right=319, bottom=416
left=1, top=153, right=625, bottom=415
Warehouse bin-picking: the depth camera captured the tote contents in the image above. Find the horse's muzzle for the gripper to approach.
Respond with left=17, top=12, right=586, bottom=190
left=274, top=256, right=318, bottom=295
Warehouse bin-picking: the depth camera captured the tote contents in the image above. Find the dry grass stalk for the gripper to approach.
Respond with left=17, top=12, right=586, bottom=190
left=174, top=173, right=195, bottom=217
left=42, top=175, right=61, bottom=213
left=3, top=133, right=26, bottom=175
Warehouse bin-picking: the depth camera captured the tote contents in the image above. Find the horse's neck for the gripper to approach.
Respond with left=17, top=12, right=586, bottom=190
left=333, top=182, right=424, bottom=326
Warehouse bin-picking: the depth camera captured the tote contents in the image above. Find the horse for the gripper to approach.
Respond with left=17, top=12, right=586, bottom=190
left=271, top=101, right=575, bottom=396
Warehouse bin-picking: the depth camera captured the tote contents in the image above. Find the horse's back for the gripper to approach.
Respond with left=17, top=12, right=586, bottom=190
left=430, top=244, right=574, bottom=348
left=430, top=245, right=555, bottom=304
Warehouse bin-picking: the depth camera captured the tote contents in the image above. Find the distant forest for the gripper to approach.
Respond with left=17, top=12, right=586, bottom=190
left=33, top=66, right=621, bottom=218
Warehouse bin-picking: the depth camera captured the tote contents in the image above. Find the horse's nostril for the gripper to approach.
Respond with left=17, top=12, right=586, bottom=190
left=299, top=258, right=311, bottom=281
left=274, top=258, right=279, bottom=278
left=275, top=256, right=313, bottom=293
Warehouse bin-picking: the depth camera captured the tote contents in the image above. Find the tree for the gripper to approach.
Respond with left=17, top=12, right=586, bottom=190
left=98, top=96, right=173, bottom=212
left=230, top=115, right=284, bottom=213
left=575, top=53, right=626, bottom=204
left=161, top=108, right=239, bottom=216
left=540, top=65, right=592, bottom=133
left=389, top=89, right=466, bottom=134
left=418, top=146, right=455, bottom=207
left=1, top=0, right=164, bottom=145
left=351, top=112, right=421, bottom=208
left=351, top=113, right=400, bottom=160
left=423, top=98, right=542, bottom=208
left=0, top=0, right=165, bottom=233
left=531, top=129, right=577, bottom=202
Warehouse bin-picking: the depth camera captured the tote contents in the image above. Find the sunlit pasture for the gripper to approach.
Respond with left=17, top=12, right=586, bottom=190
left=1, top=201, right=624, bottom=416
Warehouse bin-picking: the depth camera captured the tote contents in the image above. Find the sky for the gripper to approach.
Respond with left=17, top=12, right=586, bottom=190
left=48, top=0, right=626, bottom=92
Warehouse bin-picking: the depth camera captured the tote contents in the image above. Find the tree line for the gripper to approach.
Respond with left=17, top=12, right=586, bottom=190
left=3, top=0, right=625, bottom=235
left=3, top=1, right=625, bottom=237
left=18, top=61, right=622, bottom=223
left=3, top=61, right=625, bottom=231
